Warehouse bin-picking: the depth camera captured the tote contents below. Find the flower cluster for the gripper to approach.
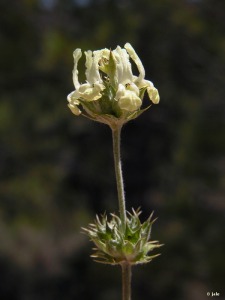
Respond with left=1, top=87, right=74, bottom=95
left=83, top=209, right=162, bottom=265
left=67, top=43, right=159, bottom=126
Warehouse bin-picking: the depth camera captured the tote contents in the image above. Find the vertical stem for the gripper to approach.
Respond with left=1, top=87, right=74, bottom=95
left=122, top=262, right=132, bottom=300
left=111, top=125, right=126, bottom=230
left=111, top=124, right=132, bottom=300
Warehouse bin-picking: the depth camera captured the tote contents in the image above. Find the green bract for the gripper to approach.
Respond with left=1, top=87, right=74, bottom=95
left=67, top=43, right=160, bottom=127
left=83, top=209, right=162, bottom=265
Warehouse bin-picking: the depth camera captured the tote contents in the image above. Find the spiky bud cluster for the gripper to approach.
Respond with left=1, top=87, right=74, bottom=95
left=83, top=209, right=162, bottom=265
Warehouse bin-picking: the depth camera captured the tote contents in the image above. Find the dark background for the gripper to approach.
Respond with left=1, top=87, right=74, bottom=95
left=0, top=0, right=225, bottom=299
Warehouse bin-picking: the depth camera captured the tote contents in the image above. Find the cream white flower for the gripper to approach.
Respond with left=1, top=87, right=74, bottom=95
left=115, top=83, right=142, bottom=112
left=67, top=43, right=160, bottom=123
left=69, top=48, right=105, bottom=103
left=72, top=48, right=82, bottom=90
left=67, top=92, right=81, bottom=115
left=113, top=46, right=133, bottom=85
left=124, top=43, right=160, bottom=104
left=110, top=46, right=143, bottom=111
left=124, top=43, right=146, bottom=84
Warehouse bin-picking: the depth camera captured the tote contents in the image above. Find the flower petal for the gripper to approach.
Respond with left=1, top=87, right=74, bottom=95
left=118, top=90, right=142, bottom=112
left=115, top=83, right=126, bottom=101
left=85, top=50, right=102, bottom=85
left=67, top=90, right=80, bottom=103
left=68, top=103, right=81, bottom=115
left=147, top=86, right=160, bottom=104
left=124, top=43, right=145, bottom=83
left=78, top=83, right=104, bottom=101
left=72, top=49, right=82, bottom=89
left=125, top=82, right=139, bottom=96
left=113, top=46, right=133, bottom=85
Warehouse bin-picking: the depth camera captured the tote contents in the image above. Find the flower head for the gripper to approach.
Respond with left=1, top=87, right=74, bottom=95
left=67, top=43, right=160, bottom=127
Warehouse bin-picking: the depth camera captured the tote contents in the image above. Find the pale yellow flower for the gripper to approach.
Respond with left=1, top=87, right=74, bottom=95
left=67, top=43, right=160, bottom=124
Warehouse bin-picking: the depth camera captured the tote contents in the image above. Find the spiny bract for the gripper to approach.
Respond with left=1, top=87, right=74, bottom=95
left=83, top=208, right=162, bottom=265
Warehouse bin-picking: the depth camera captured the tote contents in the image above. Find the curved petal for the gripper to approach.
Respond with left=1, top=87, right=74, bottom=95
left=124, top=43, right=145, bottom=83
left=78, top=83, right=104, bottom=101
left=67, top=91, right=81, bottom=115
left=85, top=50, right=102, bottom=85
left=67, top=90, right=80, bottom=103
left=115, top=83, right=126, bottom=101
left=125, top=82, right=139, bottom=96
left=68, top=102, right=81, bottom=116
left=137, top=79, right=153, bottom=89
left=72, top=49, right=82, bottom=89
left=147, top=86, right=160, bottom=104
left=115, top=84, right=142, bottom=111
left=113, top=46, right=133, bottom=85
left=94, top=48, right=111, bottom=72
left=118, top=90, right=142, bottom=112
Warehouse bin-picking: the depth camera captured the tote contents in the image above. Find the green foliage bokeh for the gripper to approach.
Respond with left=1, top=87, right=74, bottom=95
left=0, top=0, right=225, bottom=299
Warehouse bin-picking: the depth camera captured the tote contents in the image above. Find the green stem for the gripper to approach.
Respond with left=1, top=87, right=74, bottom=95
left=111, top=125, right=126, bottom=230
left=111, top=124, right=132, bottom=300
left=122, top=262, right=132, bottom=300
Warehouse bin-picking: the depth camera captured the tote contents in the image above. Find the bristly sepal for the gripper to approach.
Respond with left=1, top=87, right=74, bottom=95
left=82, top=208, right=163, bottom=265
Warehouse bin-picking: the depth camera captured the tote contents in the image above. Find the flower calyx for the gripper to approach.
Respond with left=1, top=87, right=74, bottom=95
left=82, top=208, right=162, bottom=265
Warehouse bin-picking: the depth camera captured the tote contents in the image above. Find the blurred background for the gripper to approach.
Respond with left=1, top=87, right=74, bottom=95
left=0, top=0, right=225, bottom=299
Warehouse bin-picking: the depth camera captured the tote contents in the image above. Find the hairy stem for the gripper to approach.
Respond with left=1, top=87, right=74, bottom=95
left=111, top=124, right=132, bottom=300
left=111, top=125, right=126, bottom=230
left=121, top=262, right=132, bottom=300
